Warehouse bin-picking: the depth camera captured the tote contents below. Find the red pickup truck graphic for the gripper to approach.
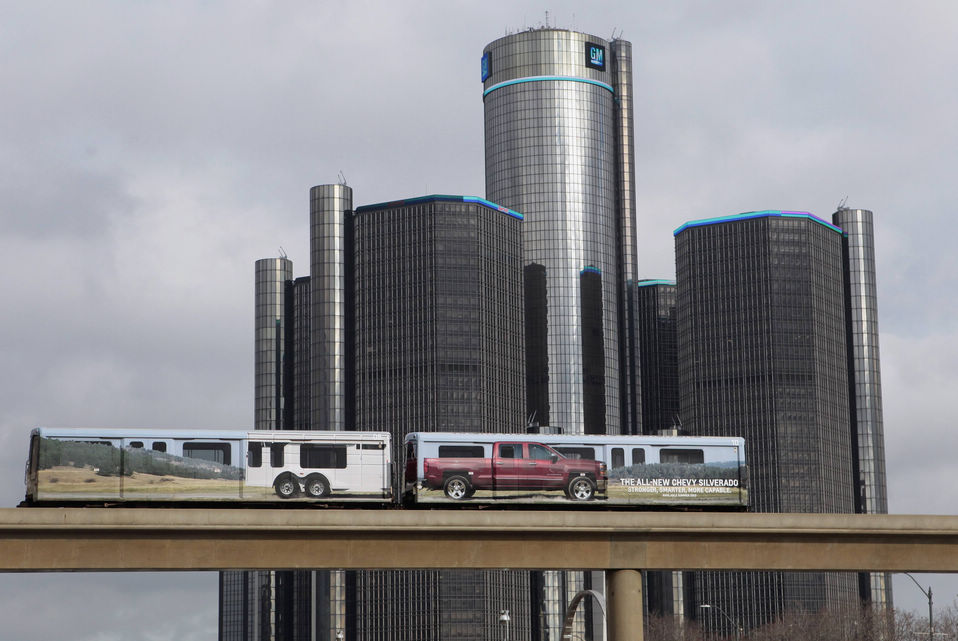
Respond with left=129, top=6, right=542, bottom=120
left=422, top=441, right=607, bottom=501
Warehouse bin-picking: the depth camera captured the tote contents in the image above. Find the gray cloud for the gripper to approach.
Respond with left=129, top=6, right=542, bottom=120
left=2, top=1, right=957, bottom=635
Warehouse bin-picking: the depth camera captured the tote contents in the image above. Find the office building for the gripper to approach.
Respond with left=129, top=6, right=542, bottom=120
left=254, top=257, right=293, bottom=430
left=350, top=194, right=530, bottom=641
left=634, top=279, right=690, bottom=623
left=483, top=28, right=640, bottom=436
left=481, top=28, right=642, bottom=640
left=636, top=280, right=680, bottom=436
left=310, top=184, right=352, bottom=431
left=675, top=211, right=859, bottom=633
left=352, top=195, right=526, bottom=458
left=833, top=207, right=892, bottom=608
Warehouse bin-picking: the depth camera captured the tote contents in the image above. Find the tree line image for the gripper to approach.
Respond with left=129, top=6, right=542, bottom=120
left=37, top=438, right=243, bottom=480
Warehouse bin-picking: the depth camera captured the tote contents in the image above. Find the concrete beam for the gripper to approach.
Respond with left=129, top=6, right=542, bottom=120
left=2, top=508, right=958, bottom=572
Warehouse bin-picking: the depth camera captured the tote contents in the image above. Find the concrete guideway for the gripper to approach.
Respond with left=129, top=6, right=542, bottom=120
left=3, top=508, right=958, bottom=573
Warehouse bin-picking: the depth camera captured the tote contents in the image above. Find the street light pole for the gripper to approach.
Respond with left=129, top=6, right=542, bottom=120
left=499, top=609, right=511, bottom=641
left=700, top=604, right=742, bottom=640
left=903, top=573, right=933, bottom=641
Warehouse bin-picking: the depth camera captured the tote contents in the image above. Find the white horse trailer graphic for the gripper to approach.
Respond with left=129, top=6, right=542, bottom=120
left=24, top=427, right=392, bottom=503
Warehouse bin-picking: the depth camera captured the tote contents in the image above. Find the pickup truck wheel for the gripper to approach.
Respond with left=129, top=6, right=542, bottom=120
left=567, top=476, right=595, bottom=501
left=305, top=474, right=331, bottom=498
left=443, top=475, right=471, bottom=500
left=274, top=474, right=299, bottom=499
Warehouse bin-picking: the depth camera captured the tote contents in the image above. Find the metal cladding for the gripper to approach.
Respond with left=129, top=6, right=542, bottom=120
left=310, top=184, right=352, bottom=431
left=833, top=207, right=892, bottom=608
left=484, top=28, right=637, bottom=436
left=254, top=257, right=293, bottom=430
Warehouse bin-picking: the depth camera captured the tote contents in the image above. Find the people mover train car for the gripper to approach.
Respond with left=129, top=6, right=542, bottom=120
left=23, top=427, right=392, bottom=504
left=404, top=432, right=748, bottom=508
left=23, top=427, right=747, bottom=510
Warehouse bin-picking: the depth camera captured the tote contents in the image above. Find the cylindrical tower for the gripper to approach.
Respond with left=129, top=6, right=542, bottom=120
left=833, top=207, right=892, bottom=609
left=310, top=184, right=352, bottom=431
left=483, top=29, right=623, bottom=435
left=611, top=38, right=642, bottom=435
left=254, top=256, right=293, bottom=430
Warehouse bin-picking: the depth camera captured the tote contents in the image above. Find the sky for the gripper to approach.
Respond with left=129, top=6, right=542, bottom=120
left=1, top=0, right=957, bottom=638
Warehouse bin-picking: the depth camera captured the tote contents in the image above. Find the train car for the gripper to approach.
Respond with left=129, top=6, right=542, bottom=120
left=24, top=427, right=392, bottom=504
left=404, top=432, right=748, bottom=509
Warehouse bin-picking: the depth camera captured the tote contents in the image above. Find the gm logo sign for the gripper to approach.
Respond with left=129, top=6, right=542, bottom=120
left=585, top=42, right=605, bottom=71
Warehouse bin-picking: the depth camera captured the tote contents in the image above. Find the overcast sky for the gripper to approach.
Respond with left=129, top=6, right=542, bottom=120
left=1, top=1, right=957, bottom=638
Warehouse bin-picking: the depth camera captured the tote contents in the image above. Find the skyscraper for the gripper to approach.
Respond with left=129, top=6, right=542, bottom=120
left=310, top=184, right=352, bottom=432
left=481, top=28, right=641, bottom=640
left=351, top=194, right=526, bottom=465
left=675, top=210, right=859, bottom=632
left=483, top=28, right=640, bottom=435
left=833, top=207, right=892, bottom=608
left=636, top=280, right=679, bottom=436
left=254, top=257, right=293, bottom=431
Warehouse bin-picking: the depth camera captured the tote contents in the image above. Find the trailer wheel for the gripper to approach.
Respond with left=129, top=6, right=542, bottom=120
left=567, top=476, right=595, bottom=501
left=305, top=474, right=331, bottom=498
left=274, top=474, right=299, bottom=499
left=443, top=475, right=471, bottom=500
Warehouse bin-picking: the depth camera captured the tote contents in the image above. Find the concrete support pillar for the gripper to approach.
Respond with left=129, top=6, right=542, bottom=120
left=608, top=569, right=643, bottom=641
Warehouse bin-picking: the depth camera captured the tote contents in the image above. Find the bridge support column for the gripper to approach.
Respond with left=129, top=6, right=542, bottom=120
left=608, top=569, right=643, bottom=641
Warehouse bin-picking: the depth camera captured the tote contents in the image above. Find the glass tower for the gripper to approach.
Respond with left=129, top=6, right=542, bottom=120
left=350, top=195, right=530, bottom=641
left=310, top=184, right=352, bottom=431
left=483, top=28, right=639, bottom=435
left=675, top=211, right=859, bottom=634
left=254, top=257, right=293, bottom=430
left=833, top=207, right=892, bottom=609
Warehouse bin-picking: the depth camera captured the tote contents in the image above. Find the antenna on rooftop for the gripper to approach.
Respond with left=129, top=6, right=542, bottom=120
left=278, top=246, right=287, bottom=259
left=338, top=170, right=348, bottom=186
left=837, top=195, right=848, bottom=211
left=545, top=10, right=549, bottom=27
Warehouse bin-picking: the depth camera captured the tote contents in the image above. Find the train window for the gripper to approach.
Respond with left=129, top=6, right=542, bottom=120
left=498, top=444, right=519, bottom=459
left=611, top=448, right=624, bottom=468
left=631, top=448, right=646, bottom=464
left=554, top=447, right=595, bottom=460
left=439, top=445, right=484, bottom=458
left=129, top=441, right=144, bottom=449
left=301, top=445, right=347, bottom=469
left=248, top=442, right=264, bottom=468
left=361, top=442, right=386, bottom=450
left=660, top=448, right=704, bottom=464
left=183, top=442, right=231, bottom=465
left=529, top=444, right=555, bottom=460
left=406, top=441, right=416, bottom=460
left=151, top=442, right=167, bottom=452
left=270, top=444, right=285, bottom=467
